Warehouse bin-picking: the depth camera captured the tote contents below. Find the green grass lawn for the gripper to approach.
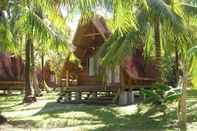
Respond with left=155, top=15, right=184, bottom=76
left=0, top=90, right=197, bottom=131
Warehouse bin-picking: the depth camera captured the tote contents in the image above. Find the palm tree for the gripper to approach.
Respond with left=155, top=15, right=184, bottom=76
left=176, top=3, right=197, bottom=130
left=6, top=0, right=70, bottom=103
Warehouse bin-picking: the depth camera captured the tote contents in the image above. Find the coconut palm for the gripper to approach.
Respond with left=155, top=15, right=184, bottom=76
left=3, top=0, right=70, bottom=103
left=176, top=3, right=197, bottom=130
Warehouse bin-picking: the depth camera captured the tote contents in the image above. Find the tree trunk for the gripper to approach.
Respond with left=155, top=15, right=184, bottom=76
left=31, top=42, right=41, bottom=96
left=41, top=52, right=50, bottom=93
left=154, top=18, right=162, bottom=81
left=178, top=72, right=187, bottom=131
left=23, top=38, right=36, bottom=103
left=175, top=40, right=179, bottom=86
left=41, top=52, right=44, bottom=89
left=0, top=114, right=7, bottom=125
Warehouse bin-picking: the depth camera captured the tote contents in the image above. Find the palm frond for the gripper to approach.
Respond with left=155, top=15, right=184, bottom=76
left=0, top=11, right=15, bottom=52
left=188, top=46, right=197, bottom=56
left=97, top=28, right=140, bottom=70
left=182, top=3, right=197, bottom=16
left=32, top=0, right=70, bottom=34
left=146, top=0, right=184, bottom=32
left=15, top=4, right=70, bottom=52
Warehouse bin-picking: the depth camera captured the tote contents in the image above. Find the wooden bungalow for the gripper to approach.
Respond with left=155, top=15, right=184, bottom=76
left=0, top=53, right=25, bottom=93
left=61, top=16, right=111, bottom=87
left=58, top=16, right=157, bottom=105
left=0, top=53, right=56, bottom=94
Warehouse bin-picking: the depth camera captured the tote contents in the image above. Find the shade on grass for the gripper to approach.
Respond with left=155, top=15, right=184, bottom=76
left=0, top=90, right=197, bottom=131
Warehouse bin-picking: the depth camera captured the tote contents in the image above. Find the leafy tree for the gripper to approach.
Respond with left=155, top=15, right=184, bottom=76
left=143, top=83, right=181, bottom=118
left=2, top=0, right=70, bottom=103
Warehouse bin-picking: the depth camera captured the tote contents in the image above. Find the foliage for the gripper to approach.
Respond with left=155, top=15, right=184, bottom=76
left=0, top=0, right=8, bottom=10
left=0, top=11, right=15, bottom=52
left=189, top=46, right=197, bottom=88
left=143, top=83, right=181, bottom=113
left=97, top=0, right=183, bottom=63
left=191, top=60, right=197, bottom=88
left=162, top=56, right=178, bottom=87
left=0, top=0, right=72, bottom=57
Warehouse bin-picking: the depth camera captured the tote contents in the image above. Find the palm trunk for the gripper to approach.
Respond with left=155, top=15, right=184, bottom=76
left=23, top=38, right=36, bottom=103
left=31, top=42, right=41, bottom=96
left=175, top=40, right=179, bottom=86
left=41, top=52, right=44, bottom=88
left=41, top=52, right=50, bottom=93
left=154, top=18, right=162, bottom=81
left=179, top=75, right=187, bottom=131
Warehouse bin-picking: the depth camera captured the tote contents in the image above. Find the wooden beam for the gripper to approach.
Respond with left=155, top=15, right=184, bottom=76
left=83, top=33, right=101, bottom=37
left=92, top=20, right=107, bottom=41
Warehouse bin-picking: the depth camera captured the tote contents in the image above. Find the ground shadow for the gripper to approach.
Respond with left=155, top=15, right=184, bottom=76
left=32, top=101, right=178, bottom=131
left=8, top=120, right=37, bottom=128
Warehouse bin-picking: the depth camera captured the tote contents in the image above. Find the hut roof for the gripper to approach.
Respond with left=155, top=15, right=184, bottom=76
left=72, top=16, right=111, bottom=57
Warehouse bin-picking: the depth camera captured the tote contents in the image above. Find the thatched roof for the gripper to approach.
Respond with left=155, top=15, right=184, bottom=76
left=72, top=16, right=111, bottom=58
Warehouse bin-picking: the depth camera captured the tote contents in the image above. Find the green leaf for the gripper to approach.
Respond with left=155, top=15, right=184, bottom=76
left=164, top=93, right=180, bottom=103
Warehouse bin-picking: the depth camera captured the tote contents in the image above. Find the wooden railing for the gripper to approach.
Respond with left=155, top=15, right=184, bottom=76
left=0, top=81, right=24, bottom=94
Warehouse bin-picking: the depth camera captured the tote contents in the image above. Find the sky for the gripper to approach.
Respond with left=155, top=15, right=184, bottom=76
left=60, top=6, right=112, bottom=36
left=60, top=6, right=80, bottom=38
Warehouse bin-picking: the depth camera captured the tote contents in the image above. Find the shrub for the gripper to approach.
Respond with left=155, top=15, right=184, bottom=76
left=143, top=83, right=181, bottom=116
left=162, top=56, right=178, bottom=87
